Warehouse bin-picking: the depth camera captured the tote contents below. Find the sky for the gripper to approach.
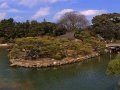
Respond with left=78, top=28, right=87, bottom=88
left=0, top=0, right=120, bottom=22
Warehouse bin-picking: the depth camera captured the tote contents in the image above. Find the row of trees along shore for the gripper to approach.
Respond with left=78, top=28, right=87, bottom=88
left=0, top=12, right=120, bottom=43
left=0, top=12, right=119, bottom=60
left=0, top=12, right=88, bottom=43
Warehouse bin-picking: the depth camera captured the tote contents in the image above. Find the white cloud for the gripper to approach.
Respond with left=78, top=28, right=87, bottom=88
left=0, top=2, right=20, bottom=20
left=54, top=9, right=74, bottom=20
left=80, top=10, right=107, bottom=16
left=54, top=9, right=107, bottom=20
left=19, top=0, right=71, bottom=7
left=14, top=16, right=24, bottom=21
left=19, top=0, right=52, bottom=7
left=0, top=8, right=21, bottom=13
left=31, top=7, right=50, bottom=19
left=0, top=2, right=10, bottom=9
left=19, top=0, right=39, bottom=7
left=0, top=2, right=21, bottom=13
left=0, top=13, right=6, bottom=20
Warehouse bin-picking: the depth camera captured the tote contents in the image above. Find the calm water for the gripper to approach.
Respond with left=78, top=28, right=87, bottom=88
left=0, top=48, right=119, bottom=90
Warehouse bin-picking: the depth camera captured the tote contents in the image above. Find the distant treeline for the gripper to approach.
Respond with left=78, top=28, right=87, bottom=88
left=0, top=12, right=120, bottom=43
left=0, top=19, right=65, bottom=40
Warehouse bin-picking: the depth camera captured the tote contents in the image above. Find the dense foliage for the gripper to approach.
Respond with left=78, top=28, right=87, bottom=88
left=0, top=13, right=120, bottom=44
left=75, top=30, right=106, bottom=54
left=9, top=32, right=106, bottom=60
left=107, top=53, right=120, bottom=75
left=9, top=36, right=100, bottom=60
left=118, top=82, right=120, bottom=90
left=0, top=18, right=65, bottom=43
left=92, top=13, right=120, bottom=40
left=107, top=53, right=120, bottom=90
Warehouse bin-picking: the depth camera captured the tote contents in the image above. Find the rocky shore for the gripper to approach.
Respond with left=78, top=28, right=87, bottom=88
left=10, top=52, right=99, bottom=68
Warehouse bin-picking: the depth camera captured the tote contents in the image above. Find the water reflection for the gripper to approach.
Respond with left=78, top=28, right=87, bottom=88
left=0, top=48, right=119, bottom=90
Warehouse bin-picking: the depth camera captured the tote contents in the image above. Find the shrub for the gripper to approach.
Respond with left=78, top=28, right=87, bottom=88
left=53, top=53, right=64, bottom=60
left=9, top=36, right=98, bottom=60
left=116, top=53, right=120, bottom=59
left=9, top=37, right=65, bottom=60
left=117, top=82, right=120, bottom=90
left=75, top=30, right=106, bottom=54
left=107, top=53, right=120, bottom=75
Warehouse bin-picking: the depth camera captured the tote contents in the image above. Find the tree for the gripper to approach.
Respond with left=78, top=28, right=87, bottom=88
left=57, top=12, right=89, bottom=31
left=92, top=13, right=120, bottom=40
left=0, top=18, right=61, bottom=40
left=74, top=29, right=106, bottom=53
left=0, top=18, right=15, bottom=39
left=40, top=21, right=57, bottom=36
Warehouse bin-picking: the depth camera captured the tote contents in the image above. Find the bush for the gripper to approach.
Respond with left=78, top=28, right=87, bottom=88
left=53, top=53, right=64, bottom=60
left=9, top=37, right=65, bottom=60
left=75, top=30, right=106, bottom=54
left=117, top=81, right=120, bottom=90
left=9, top=36, right=98, bottom=60
left=116, top=53, right=120, bottom=59
left=107, top=53, right=120, bottom=75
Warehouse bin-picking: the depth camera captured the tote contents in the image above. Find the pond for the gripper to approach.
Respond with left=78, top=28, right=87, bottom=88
left=0, top=48, right=119, bottom=90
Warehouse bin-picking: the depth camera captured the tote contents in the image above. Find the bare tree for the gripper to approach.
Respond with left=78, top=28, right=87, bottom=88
left=58, top=11, right=89, bottom=31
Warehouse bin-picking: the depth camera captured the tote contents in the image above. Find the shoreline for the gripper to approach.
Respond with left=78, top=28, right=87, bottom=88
left=10, top=52, right=99, bottom=68
left=0, top=44, right=13, bottom=48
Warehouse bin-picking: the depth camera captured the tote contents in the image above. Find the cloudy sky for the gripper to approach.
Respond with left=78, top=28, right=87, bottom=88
left=0, top=0, right=120, bottom=22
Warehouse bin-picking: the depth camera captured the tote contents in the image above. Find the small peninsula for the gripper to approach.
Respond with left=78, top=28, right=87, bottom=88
left=9, top=35, right=105, bottom=68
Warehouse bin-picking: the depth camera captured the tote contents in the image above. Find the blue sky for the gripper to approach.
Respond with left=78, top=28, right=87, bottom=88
left=0, top=0, right=120, bottom=22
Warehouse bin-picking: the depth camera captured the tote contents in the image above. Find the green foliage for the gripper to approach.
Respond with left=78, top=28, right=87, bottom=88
left=9, top=36, right=95, bottom=60
left=92, top=13, right=120, bottom=40
left=86, top=37, right=106, bottom=54
left=117, top=82, right=120, bottom=90
left=75, top=30, right=92, bottom=40
left=0, top=18, right=15, bottom=39
left=116, top=53, right=120, bottom=59
left=0, top=13, right=119, bottom=42
left=0, top=19, right=65, bottom=41
left=9, top=37, right=65, bottom=60
left=107, top=59, right=120, bottom=74
left=107, top=53, right=120, bottom=75
left=75, top=30, right=106, bottom=54
left=64, top=40, right=93, bottom=56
